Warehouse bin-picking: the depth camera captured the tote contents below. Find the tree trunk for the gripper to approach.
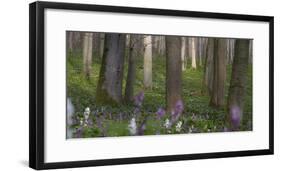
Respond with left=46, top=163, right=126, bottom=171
left=159, top=36, right=166, bottom=57
left=202, top=38, right=214, bottom=95
left=166, top=36, right=182, bottom=112
left=67, top=31, right=73, bottom=52
left=198, top=38, right=203, bottom=66
left=73, top=32, right=82, bottom=52
left=229, top=39, right=236, bottom=64
left=83, top=32, right=93, bottom=79
left=92, top=33, right=100, bottom=58
left=143, top=35, right=153, bottom=89
left=124, top=35, right=137, bottom=102
left=227, top=39, right=250, bottom=130
left=191, top=38, right=197, bottom=69
left=249, top=40, right=253, bottom=64
left=96, top=33, right=126, bottom=104
left=181, top=37, right=186, bottom=71
left=99, top=33, right=105, bottom=58
left=210, top=38, right=227, bottom=108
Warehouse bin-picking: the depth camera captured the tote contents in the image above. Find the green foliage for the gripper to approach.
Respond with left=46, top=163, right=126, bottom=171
left=67, top=51, right=253, bottom=138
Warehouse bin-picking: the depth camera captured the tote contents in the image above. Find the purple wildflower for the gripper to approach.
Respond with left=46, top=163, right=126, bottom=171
left=230, top=105, right=241, bottom=129
left=156, top=107, right=165, bottom=119
left=134, top=91, right=144, bottom=107
left=171, top=100, right=184, bottom=121
left=174, top=100, right=184, bottom=115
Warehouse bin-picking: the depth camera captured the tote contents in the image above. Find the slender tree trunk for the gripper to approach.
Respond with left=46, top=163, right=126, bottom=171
left=191, top=38, right=197, bottom=69
left=152, top=36, right=158, bottom=57
left=226, top=39, right=231, bottom=64
left=143, top=35, right=153, bottom=89
left=166, top=36, right=182, bottom=112
left=202, top=38, right=208, bottom=65
left=67, top=31, right=73, bottom=52
left=229, top=39, right=236, bottom=64
left=202, top=38, right=214, bottom=95
left=210, top=38, right=227, bottom=108
left=160, top=36, right=166, bottom=56
left=96, top=33, right=126, bottom=104
left=73, top=32, right=82, bottom=52
left=124, top=35, right=137, bottom=102
left=181, top=37, right=186, bottom=71
left=198, top=38, right=203, bottom=66
left=227, top=39, right=250, bottom=130
left=92, top=33, right=100, bottom=58
left=99, top=33, right=105, bottom=58
left=83, top=32, right=93, bottom=79
left=249, top=40, right=253, bottom=64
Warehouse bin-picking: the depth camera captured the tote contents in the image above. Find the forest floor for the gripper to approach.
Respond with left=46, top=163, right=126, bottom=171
left=67, top=52, right=253, bottom=138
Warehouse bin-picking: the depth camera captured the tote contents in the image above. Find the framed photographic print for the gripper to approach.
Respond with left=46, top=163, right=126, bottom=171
left=29, top=1, right=274, bottom=170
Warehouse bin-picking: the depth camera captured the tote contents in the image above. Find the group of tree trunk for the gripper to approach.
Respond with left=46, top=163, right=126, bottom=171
left=67, top=31, right=252, bottom=129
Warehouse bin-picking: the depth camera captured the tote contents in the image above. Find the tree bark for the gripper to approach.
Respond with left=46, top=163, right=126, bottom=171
left=227, top=39, right=250, bottom=130
left=191, top=38, right=197, bottom=69
left=96, top=33, right=126, bottom=104
left=210, top=38, right=227, bottom=108
left=92, top=33, right=100, bottom=58
left=249, top=40, right=253, bottom=64
left=99, top=33, right=105, bottom=58
left=67, top=31, right=73, bottom=52
left=124, top=35, right=137, bottom=102
left=83, top=32, right=93, bottom=79
left=202, top=38, right=214, bottom=95
left=181, top=37, right=186, bottom=71
left=143, top=35, right=153, bottom=89
left=166, top=36, right=182, bottom=112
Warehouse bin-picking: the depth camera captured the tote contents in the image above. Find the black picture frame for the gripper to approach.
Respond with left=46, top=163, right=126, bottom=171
left=29, top=1, right=274, bottom=170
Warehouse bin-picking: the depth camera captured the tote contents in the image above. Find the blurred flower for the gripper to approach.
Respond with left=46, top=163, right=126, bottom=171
left=128, top=118, right=137, bottom=135
left=174, top=100, right=184, bottom=114
left=230, top=106, right=241, bottom=129
left=223, top=127, right=229, bottom=132
left=213, top=126, right=217, bottom=131
left=191, top=113, right=196, bottom=121
left=156, top=107, right=165, bottom=119
left=84, top=107, right=90, bottom=120
left=134, top=91, right=144, bottom=107
left=79, top=118, right=84, bottom=126
left=188, top=125, right=194, bottom=133
left=138, top=123, right=146, bottom=135
left=171, top=100, right=184, bottom=122
left=164, top=119, right=171, bottom=129
left=175, top=121, right=183, bottom=132
left=75, top=127, right=83, bottom=138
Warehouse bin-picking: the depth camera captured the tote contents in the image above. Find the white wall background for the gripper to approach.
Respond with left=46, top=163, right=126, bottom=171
left=0, top=0, right=279, bottom=170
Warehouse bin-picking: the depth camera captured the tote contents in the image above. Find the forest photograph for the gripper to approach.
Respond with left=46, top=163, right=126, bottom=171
left=66, top=31, right=253, bottom=139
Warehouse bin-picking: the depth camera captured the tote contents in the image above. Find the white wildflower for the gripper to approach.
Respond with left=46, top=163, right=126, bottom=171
left=164, top=119, right=171, bottom=129
left=214, top=126, right=217, bottom=130
left=84, top=107, right=90, bottom=120
left=79, top=118, right=84, bottom=126
left=175, top=121, right=183, bottom=132
left=128, top=118, right=137, bottom=135
left=189, top=125, right=194, bottom=133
